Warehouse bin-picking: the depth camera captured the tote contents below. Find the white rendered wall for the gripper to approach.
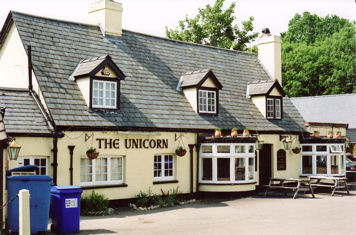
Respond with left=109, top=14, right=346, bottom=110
left=251, top=95, right=266, bottom=118
left=183, top=88, right=197, bottom=113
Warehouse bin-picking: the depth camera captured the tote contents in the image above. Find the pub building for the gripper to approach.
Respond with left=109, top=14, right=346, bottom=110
left=0, top=0, right=347, bottom=208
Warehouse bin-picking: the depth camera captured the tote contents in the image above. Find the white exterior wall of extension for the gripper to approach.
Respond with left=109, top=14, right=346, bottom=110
left=257, top=35, right=282, bottom=86
left=0, top=24, right=50, bottom=113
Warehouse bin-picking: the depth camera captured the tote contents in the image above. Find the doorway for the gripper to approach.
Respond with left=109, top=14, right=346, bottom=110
left=258, top=144, right=272, bottom=189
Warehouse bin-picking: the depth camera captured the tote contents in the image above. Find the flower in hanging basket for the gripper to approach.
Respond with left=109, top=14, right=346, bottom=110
left=175, top=146, right=187, bottom=157
left=292, top=147, right=301, bottom=154
left=86, top=147, right=99, bottom=159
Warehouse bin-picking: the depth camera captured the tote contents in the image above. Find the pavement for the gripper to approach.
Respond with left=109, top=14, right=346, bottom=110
left=53, top=191, right=356, bottom=235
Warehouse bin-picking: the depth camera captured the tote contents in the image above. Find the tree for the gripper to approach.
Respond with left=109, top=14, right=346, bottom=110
left=281, top=12, right=355, bottom=97
left=165, top=0, right=257, bottom=51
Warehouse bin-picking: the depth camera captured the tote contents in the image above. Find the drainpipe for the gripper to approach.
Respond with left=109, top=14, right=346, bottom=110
left=28, top=45, right=32, bottom=91
left=195, top=144, right=201, bottom=196
left=0, top=141, right=7, bottom=232
left=27, top=45, right=63, bottom=185
left=68, top=146, right=75, bottom=185
left=188, top=144, right=195, bottom=195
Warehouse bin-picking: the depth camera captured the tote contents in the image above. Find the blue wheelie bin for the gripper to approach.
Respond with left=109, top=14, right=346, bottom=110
left=6, top=168, right=52, bottom=234
left=50, top=186, right=83, bottom=233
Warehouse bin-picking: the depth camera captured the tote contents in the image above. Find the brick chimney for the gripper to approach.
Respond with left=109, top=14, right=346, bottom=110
left=257, top=28, right=282, bottom=86
left=88, top=0, right=123, bottom=36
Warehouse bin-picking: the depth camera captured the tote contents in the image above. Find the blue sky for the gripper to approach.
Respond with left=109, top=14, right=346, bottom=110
left=0, top=0, right=355, bottom=39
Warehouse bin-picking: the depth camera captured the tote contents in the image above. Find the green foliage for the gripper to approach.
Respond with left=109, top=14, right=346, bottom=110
left=134, top=187, right=181, bottom=208
left=166, top=0, right=257, bottom=51
left=80, top=191, right=109, bottom=216
left=281, top=12, right=355, bottom=97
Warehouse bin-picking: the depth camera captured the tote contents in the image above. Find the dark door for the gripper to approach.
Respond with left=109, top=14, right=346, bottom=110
left=258, top=144, right=272, bottom=189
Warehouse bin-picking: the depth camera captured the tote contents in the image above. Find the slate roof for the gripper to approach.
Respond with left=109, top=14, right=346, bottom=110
left=291, top=93, right=356, bottom=142
left=290, top=94, right=356, bottom=128
left=180, top=69, right=222, bottom=89
left=248, top=80, right=285, bottom=97
left=0, top=88, right=52, bottom=135
left=4, top=11, right=306, bottom=132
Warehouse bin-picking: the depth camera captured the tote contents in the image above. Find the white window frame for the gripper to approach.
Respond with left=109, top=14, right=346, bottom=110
left=300, top=144, right=345, bottom=176
left=266, top=97, right=282, bottom=120
left=92, top=80, right=117, bottom=109
left=198, top=90, right=217, bottom=114
left=80, top=156, right=124, bottom=186
left=17, top=156, right=49, bottom=175
left=199, top=143, right=255, bottom=184
left=154, top=154, right=175, bottom=182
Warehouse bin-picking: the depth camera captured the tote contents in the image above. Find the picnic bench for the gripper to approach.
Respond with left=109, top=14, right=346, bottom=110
left=264, top=178, right=315, bottom=199
left=309, top=176, right=349, bottom=196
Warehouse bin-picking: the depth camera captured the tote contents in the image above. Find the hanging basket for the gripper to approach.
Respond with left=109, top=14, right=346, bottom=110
left=175, top=149, right=187, bottom=157
left=292, top=148, right=301, bottom=154
left=86, top=147, right=99, bottom=159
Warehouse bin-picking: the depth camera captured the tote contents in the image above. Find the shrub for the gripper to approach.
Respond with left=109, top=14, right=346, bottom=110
left=80, top=191, right=109, bottom=216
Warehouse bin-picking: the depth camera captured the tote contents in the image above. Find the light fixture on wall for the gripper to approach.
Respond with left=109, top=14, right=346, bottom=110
left=7, top=139, right=21, bottom=160
left=255, top=139, right=264, bottom=150
left=281, top=136, right=292, bottom=150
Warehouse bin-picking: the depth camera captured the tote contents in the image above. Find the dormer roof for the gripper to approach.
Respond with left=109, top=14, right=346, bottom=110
left=180, top=69, right=223, bottom=89
left=248, top=79, right=285, bottom=97
left=72, top=55, right=125, bottom=80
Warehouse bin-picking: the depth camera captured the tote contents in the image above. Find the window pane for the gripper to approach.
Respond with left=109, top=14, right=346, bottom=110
left=330, top=145, right=342, bottom=153
left=96, top=158, right=108, bottom=181
left=275, top=99, right=281, bottom=118
left=302, top=155, right=312, bottom=174
left=154, top=155, right=162, bottom=177
left=316, top=155, right=327, bottom=174
left=217, top=158, right=230, bottom=181
left=330, top=155, right=339, bottom=174
left=248, top=145, right=254, bottom=153
left=248, top=158, right=254, bottom=180
left=202, top=145, right=212, bottom=153
left=217, top=145, right=230, bottom=153
left=202, top=158, right=212, bottom=181
left=340, top=156, right=345, bottom=175
left=302, top=145, right=312, bottom=152
left=111, top=158, right=122, bottom=180
left=80, top=158, right=92, bottom=182
left=277, top=149, right=286, bottom=171
left=235, top=158, right=245, bottom=180
left=24, top=159, right=30, bottom=165
left=235, top=145, right=245, bottom=153
left=164, top=155, right=173, bottom=177
left=267, top=99, right=274, bottom=118
left=316, top=145, right=327, bottom=152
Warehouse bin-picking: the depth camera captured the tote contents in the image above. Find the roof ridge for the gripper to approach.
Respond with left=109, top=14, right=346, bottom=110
left=290, top=93, right=356, bottom=100
left=11, top=11, right=258, bottom=57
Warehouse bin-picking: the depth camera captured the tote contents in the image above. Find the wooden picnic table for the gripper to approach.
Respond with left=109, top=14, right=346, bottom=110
left=309, top=176, right=349, bottom=196
left=264, top=178, right=315, bottom=199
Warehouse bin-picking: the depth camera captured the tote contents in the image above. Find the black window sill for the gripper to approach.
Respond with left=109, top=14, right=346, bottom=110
left=153, top=180, right=179, bottom=185
left=199, top=181, right=256, bottom=186
left=81, top=183, right=128, bottom=190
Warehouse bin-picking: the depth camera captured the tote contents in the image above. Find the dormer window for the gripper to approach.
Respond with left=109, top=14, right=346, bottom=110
left=71, top=55, right=125, bottom=110
left=266, top=97, right=282, bottom=119
left=92, top=80, right=117, bottom=108
left=180, top=69, right=222, bottom=115
left=248, top=80, right=285, bottom=120
left=198, top=89, right=216, bottom=113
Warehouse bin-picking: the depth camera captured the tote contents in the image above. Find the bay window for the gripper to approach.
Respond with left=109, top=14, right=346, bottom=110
left=300, top=144, right=345, bottom=176
left=80, top=156, right=124, bottom=186
left=200, top=143, right=255, bottom=183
